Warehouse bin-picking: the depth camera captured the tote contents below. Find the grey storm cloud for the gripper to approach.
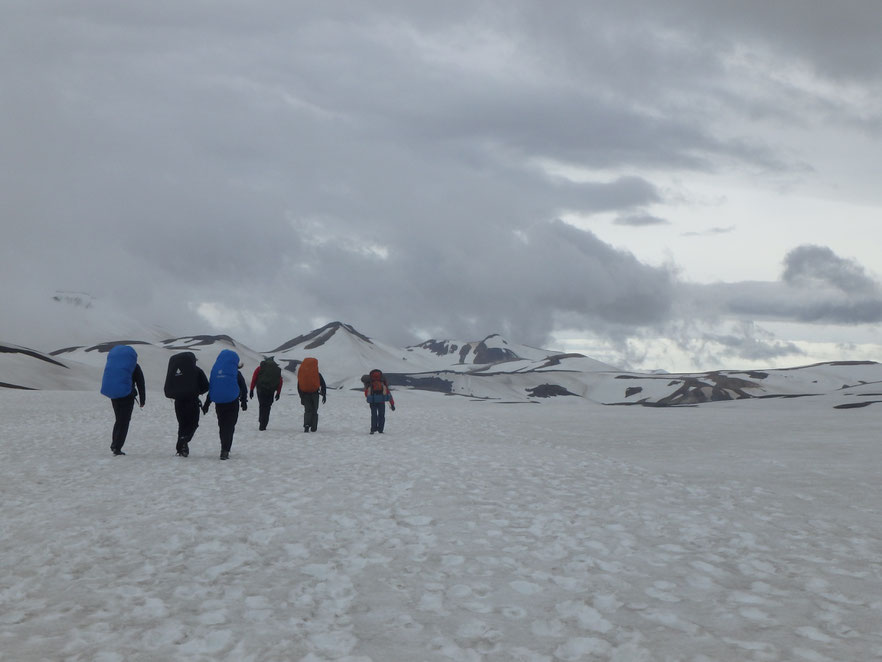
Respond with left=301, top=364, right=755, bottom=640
left=614, top=213, right=669, bottom=227
left=681, top=226, right=735, bottom=237
left=271, top=219, right=676, bottom=348
left=702, top=326, right=803, bottom=362
left=2, top=1, right=881, bottom=356
left=690, top=245, right=882, bottom=327
left=782, top=245, right=880, bottom=296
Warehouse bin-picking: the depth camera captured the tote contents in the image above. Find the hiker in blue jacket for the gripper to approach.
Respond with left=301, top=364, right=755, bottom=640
left=202, top=350, right=248, bottom=460
left=363, top=369, right=395, bottom=434
left=100, top=345, right=146, bottom=455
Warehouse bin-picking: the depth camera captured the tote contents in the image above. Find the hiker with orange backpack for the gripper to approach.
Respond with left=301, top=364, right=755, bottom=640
left=363, top=368, right=395, bottom=434
left=297, top=357, right=326, bottom=433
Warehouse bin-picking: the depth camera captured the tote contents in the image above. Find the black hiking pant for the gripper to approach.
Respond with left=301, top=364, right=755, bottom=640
left=215, top=401, right=240, bottom=454
left=174, top=397, right=201, bottom=452
left=301, top=392, right=320, bottom=431
left=111, top=394, right=136, bottom=452
left=370, top=402, right=386, bottom=433
left=256, top=388, right=275, bottom=430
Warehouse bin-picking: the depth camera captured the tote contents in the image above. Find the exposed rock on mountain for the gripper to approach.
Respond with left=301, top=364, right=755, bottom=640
left=3, top=322, right=881, bottom=408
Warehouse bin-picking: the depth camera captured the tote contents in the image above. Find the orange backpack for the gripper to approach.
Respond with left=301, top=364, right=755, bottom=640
left=297, top=357, right=320, bottom=392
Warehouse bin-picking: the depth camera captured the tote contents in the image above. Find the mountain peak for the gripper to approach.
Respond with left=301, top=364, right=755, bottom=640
left=270, top=322, right=372, bottom=353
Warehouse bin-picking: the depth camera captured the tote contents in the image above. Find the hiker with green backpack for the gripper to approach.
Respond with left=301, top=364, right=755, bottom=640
left=250, top=356, right=283, bottom=431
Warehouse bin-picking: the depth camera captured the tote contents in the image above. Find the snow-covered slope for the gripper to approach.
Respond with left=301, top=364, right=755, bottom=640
left=4, top=321, right=882, bottom=409
left=2, top=291, right=175, bottom=351
left=0, top=342, right=99, bottom=391
left=2, top=389, right=880, bottom=660
left=48, top=336, right=265, bottom=395
left=590, top=361, right=882, bottom=407
left=405, top=333, right=615, bottom=371
left=268, top=322, right=440, bottom=388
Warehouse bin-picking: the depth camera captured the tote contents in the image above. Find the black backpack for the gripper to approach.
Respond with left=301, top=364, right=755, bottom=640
left=164, top=352, right=200, bottom=399
left=256, top=357, right=281, bottom=391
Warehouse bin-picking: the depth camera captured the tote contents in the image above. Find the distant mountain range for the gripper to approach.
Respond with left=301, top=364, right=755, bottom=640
left=3, top=322, right=882, bottom=408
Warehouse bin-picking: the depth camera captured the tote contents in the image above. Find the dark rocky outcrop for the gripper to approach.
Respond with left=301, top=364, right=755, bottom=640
left=271, top=322, right=372, bottom=353
left=84, top=340, right=151, bottom=353
left=1, top=344, right=69, bottom=368
left=473, top=337, right=519, bottom=365
left=412, top=340, right=459, bottom=357
left=0, top=381, right=36, bottom=390
left=161, top=334, right=237, bottom=349
left=383, top=373, right=453, bottom=394
left=526, top=384, right=577, bottom=398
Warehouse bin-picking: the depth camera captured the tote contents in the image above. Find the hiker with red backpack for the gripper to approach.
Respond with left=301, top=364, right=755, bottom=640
left=250, top=356, right=283, bottom=431
left=363, top=368, right=395, bottom=434
left=297, top=357, right=326, bottom=432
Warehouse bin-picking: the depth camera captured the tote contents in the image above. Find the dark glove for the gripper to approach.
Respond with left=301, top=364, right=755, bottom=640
left=390, top=404, right=396, bottom=411
left=241, top=400, right=247, bottom=411
left=274, top=393, right=280, bottom=401
left=249, top=390, right=254, bottom=399
left=202, top=403, right=210, bottom=415
left=322, top=395, right=326, bottom=405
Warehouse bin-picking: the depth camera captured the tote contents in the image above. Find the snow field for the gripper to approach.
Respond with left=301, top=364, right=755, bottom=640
left=1, top=389, right=881, bottom=661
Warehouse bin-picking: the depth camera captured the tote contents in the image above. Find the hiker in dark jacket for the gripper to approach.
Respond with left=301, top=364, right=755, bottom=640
left=250, top=356, right=283, bottom=431
left=163, top=352, right=209, bottom=457
left=202, top=350, right=248, bottom=460
left=363, top=369, right=395, bottom=434
left=296, top=357, right=326, bottom=433
left=100, top=345, right=146, bottom=456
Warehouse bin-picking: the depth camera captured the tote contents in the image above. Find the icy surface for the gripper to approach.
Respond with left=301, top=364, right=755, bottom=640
left=1, top=389, right=881, bottom=661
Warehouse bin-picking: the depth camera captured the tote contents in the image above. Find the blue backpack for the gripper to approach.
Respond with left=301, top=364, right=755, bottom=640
left=100, top=345, right=138, bottom=399
left=209, top=349, right=241, bottom=404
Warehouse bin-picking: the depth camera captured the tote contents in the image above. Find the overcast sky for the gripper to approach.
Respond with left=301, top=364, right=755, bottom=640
left=2, top=1, right=881, bottom=371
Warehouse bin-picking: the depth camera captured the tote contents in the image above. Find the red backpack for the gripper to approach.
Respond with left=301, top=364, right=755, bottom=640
left=369, top=369, right=385, bottom=394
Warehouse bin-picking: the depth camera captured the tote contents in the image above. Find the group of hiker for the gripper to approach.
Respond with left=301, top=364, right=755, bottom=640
left=99, top=346, right=395, bottom=460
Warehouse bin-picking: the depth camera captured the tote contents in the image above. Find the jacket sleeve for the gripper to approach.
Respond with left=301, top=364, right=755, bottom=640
left=250, top=367, right=260, bottom=390
left=277, top=374, right=283, bottom=396
left=238, top=372, right=248, bottom=405
left=197, top=369, right=209, bottom=395
left=133, top=364, right=146, bottom=406
left=319, top=374, right=327, bottom=398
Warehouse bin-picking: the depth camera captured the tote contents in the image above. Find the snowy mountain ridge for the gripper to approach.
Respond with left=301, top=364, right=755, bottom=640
left=3, top=322, right=882, bottom=408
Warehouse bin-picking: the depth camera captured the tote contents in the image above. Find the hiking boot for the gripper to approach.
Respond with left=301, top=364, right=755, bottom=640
left=181, top=443, right=189, bottom=457
left=220, top=451, right=229, bottom=460
left=304, top=426, right=310, bottom=433
left=113, top=449, right=126, bottom=456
